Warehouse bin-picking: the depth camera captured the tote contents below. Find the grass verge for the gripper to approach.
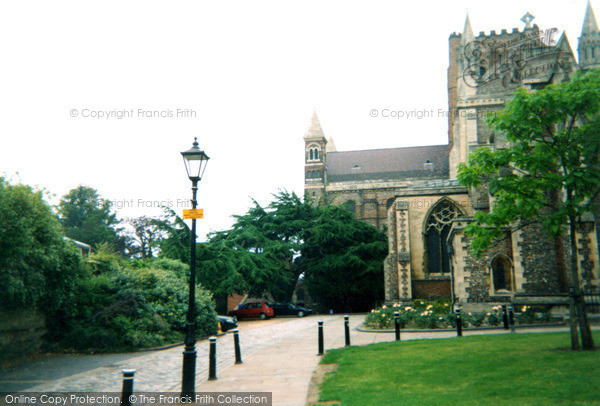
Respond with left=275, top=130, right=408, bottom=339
left=318, top=332, right=600, bottom=406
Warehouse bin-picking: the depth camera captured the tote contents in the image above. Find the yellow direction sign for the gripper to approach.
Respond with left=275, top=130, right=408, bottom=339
left=183, top=209, right=204, bottom=219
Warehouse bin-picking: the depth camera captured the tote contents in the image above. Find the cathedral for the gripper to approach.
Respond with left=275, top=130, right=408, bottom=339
left=303, top=3, right=600, bottom=306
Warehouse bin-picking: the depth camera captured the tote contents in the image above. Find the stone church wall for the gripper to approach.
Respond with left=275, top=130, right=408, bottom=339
left=518, top=221, right=568, bottom=295
left=450, top=222, right=514, bottom=303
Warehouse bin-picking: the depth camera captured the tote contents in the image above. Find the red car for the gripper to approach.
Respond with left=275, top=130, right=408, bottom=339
left=229, top=302, right=274, bottom=320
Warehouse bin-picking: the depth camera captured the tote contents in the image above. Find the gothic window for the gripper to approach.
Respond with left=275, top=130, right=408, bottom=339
left=491, top=255, right=513, bottom=292
left=425, top=201, right=460, bottom=274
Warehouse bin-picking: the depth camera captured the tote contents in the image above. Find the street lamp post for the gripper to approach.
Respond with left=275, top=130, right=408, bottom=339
left=180, top=137, right=209, bottom=397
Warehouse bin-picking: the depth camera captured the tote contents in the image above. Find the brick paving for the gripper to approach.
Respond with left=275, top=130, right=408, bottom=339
left=2, top=315, right=591, bottom=406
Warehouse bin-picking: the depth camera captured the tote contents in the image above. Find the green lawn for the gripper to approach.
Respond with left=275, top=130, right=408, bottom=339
left=318, top=332, right=600, bottom=406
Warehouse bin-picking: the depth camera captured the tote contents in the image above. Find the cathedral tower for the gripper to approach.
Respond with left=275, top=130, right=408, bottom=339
left=303, top=111, right=327, bottom=204
left=579, top=1, right=600, bottom=70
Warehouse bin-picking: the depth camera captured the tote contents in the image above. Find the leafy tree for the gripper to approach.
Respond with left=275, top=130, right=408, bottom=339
left=126, top=216, right=166, bottom=258
left=58, top=186, right=124, bottom=250
left=156, top=207, right=191, bottom=264
left=193, top=191, right=387, bottom=312
left=457, top=70, right=600, bottom=350
left=299, top=205, right=387, bottom=312
left=156, top=190, right=387, bottom=311
left=0, top=178, right=81, bottom=311
left=201, top=191, right=311, bottom=300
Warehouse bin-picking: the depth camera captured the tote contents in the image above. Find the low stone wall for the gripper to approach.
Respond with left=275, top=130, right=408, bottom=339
left=412, top=280, right=451, bottom=299
left=0, top=310, right=47, bottom=363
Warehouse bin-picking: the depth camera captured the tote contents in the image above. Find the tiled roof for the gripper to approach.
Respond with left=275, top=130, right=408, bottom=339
left=326, top=144, right=449, bottom=183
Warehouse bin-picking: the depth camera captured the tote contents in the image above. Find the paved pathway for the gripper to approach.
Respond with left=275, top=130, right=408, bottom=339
left=0, top=315, right=589, bottom=406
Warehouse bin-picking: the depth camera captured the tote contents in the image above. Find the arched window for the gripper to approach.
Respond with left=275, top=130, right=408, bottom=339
left=425, top=201, right=460, bottom=274
left=309, top=149, right=314, bottom=160
left=314, top=149, right=319, bottom=160
left=491, top=255, right=513, bottom=292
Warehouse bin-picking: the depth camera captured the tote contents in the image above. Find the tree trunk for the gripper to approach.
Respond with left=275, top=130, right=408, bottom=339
left=569, top=216, right=595, bottom=350
left=569, top=295, right=580, bottom=350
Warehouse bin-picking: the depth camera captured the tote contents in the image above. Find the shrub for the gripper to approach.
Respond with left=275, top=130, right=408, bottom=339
left=51, top=259, right=217, bottom=352
left=364, top=300, right=552, bottom=330
left=364, top=299, right=453, bottom=330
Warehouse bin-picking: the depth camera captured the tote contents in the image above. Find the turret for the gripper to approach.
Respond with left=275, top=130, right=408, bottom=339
left=303, top=111, right=328, bottom=204
left=578, top=1, right=600, bottom=70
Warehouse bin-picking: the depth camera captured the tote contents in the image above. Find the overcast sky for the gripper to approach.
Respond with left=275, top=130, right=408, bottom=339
left=0, top=0, right=591, bottom=240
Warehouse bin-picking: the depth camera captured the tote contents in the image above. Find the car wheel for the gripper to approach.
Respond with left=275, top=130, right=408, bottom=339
left=259, top=313, right=267, bottom=320
left=298, top=311, right=304, bottom=317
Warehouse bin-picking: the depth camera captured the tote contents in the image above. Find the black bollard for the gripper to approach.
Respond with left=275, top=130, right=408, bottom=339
left=344, top=315, right=350, bottom=347
left=233, top=329, right=243, bottom=364
left=318, top=320, right=324, bottom=356
left=208, top=336, right=217, bottom=380
left=394, top=311, right=401, bottom=341
left=455, top=307, right=463, bottom=337
left=502, top=305, right=509, bottom=330
left=508, top=306, right=515, bottom=333
left=120, top=369, right=135, bottom=406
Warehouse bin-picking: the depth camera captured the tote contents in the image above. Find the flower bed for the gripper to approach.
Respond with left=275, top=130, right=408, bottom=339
left=364, top=299, right=552, bottom=330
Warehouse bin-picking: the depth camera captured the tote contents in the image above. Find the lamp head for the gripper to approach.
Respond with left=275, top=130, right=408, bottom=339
left=181, top=137, right=210, bottom=180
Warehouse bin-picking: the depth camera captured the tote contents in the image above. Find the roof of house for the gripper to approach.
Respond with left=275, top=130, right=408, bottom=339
left=326, top=144, right=450, bottom=183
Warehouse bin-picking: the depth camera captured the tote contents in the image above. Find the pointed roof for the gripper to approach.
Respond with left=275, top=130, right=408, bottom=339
left=303, top=111, right=326, bottom=141
left=326, top=136, right=337, bottom=153
left=462, top=14, right=474, bottom=45
left=557, top=32, right=574, bottom=56
left=582, top=1, right=599, bottom=36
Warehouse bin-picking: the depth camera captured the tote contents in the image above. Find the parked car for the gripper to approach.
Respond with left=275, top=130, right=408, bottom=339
left=217, top=315, right=238, bottom=332
left=228, top=302, right=274, bottom=320
left=268, top=302, right=313, bottom=317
